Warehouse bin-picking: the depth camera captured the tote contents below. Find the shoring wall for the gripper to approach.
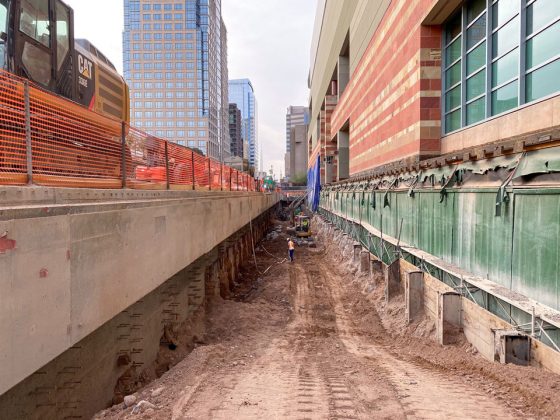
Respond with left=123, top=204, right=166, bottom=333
left=318, top=147, right=560, bottom=350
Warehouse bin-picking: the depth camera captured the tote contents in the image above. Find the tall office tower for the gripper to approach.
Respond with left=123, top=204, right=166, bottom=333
left=123, top=0, right=229, bottom=160
left=228, top=103, right=243, bottom=158
left=285, top=106, right=309, bottom=153
left=285, top=106, right=309, bottom=177
left=229, top=79, right=258, bottom=170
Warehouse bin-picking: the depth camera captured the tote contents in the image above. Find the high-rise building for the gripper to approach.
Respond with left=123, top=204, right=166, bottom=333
left=228, top=103, right=243, bottom=158
left=285, top=106, right=309, bottom=153
left=288, top=124, right=308, bottom=183
left=229, top=79, right=258, bottom=169
left=285, top=106, right=308, bottom=178
left=123, top=0, right=229, bottom=160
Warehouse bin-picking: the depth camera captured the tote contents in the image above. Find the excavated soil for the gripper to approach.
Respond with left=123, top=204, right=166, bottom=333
left=94, top=219, right=560, bottom=420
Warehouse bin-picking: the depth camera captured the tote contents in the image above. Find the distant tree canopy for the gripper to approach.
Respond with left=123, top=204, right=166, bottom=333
left=291, top=173, right=307, bottom=185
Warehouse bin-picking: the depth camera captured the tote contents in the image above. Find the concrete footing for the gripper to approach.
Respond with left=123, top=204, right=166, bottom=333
left=353, top=243, right=362, bottom=263
left=436, top=292, right=462, bottom=345
left=495, top=330, right=531, bottom=366
left=360, top=251, right=370, bottom=273
left=384, top=259, right=401, bottom=302
left=405, top=271, right=424, bottom=324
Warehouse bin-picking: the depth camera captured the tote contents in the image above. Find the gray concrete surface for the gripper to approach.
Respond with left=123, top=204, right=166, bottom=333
left=0, top=187, right=278, bottom=396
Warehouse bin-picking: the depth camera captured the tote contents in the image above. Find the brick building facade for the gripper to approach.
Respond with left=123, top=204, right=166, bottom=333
left=309, top=0, right=560, bottom=182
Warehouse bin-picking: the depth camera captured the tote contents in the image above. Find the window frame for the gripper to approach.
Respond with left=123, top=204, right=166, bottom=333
left=442, top=0, right=560, bottom=135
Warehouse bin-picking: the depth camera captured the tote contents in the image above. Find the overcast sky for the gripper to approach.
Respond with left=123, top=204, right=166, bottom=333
left=64, top=0, right=317, bottom=177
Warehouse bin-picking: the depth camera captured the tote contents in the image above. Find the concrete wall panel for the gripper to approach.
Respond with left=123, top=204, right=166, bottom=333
left=0, top=215, right=72, bottom=397
left=0, top=191, right=278, bottom=396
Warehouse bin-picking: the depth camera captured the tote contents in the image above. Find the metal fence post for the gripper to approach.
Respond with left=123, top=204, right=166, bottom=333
left=208, top=158, right=211, bottom=191
left=236, top=171, right=239, bottom=191
left=24, top=81, right=33, bottom=185
left=164, top=141, right=170, bottom=190
left=229, top=168, right=232, bottom=191
left=191, top=151, right=195, bottom=190
left=220, top=163, right=223, bottom=191
left=121, top=122, right=127, bottom=189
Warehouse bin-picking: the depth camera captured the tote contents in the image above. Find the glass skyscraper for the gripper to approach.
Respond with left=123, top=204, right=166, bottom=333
left=123, top=0, right=229, bottom=159
left=229, top=79, right=258, bottom=170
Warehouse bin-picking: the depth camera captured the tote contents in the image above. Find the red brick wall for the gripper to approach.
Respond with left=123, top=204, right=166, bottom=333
left=323, top=95, right=338, bottom=183
left=330, top=0, right=442, bottom=176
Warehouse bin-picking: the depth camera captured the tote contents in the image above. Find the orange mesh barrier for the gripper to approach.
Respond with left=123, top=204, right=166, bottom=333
left=30, top=84, right=123, bottom=188
left=167, top=141, right=194, bottom=189
left=0, top=71, right=27, bottom=185
left=0, top=69, right=258, bottom=191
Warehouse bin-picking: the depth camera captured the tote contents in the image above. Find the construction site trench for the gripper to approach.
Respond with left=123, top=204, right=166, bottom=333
left=94, top=217, right=560, bottom=420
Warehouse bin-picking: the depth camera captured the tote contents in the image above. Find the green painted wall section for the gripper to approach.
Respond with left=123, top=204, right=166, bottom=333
left=321, top=188, right=560, bottom=311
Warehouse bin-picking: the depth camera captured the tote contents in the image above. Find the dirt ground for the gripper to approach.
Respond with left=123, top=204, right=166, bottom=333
left=94, top=218, right=560, bottom=420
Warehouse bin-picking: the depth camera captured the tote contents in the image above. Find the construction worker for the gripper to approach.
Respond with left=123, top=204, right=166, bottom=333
left=287, top=238, right=295, bottom=262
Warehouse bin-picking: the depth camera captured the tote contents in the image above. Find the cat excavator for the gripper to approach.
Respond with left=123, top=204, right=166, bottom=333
left=0, top=0, right=129, bottom=121
left=0, top=0, right=131, bottom=186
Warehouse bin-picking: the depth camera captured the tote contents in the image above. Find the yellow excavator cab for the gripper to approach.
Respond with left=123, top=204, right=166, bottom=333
left=295, top=216, right=312, bottom=238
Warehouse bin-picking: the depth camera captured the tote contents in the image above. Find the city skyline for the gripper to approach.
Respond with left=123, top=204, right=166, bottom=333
left=64, top=0, right=316, bottom=177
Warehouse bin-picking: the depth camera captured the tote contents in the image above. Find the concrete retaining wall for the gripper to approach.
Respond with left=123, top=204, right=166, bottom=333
left=0, top=210, right=272, bottom=419
left=0, top=188, right=278, bottom=397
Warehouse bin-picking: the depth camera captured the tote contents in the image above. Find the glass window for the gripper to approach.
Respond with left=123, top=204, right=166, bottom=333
left=467, top=0, right=486, bottom=23
left=20, top=0, right=50, bottom=47
left=492, top=80, right=518, bottom=115
left=492, top=16, right=519, bottom=58
left=467, top=41, right=486, bottom=75
left=466, top=97, right=486, bottom=124
left=492, top=0, right=518, bottom=29
left=467, top=69, right=486, bottom=100
left=445, top=62, right=461, bottom=88
left=445, top=109, right=461, bottom=132
left=467, top=13, right=486, bottom=49
left=492, top=48, right=519, bottom=87
left=445, top=37, right=462, bottom=64
left=56, top=2, right=70, bottom=71
left=527, top=0, right=560, bottom=35
left=526, top=20, right=560, bottom=70
left=526, top=58, right=560, bottom=102
left=445, top=86, right=461, bottom=112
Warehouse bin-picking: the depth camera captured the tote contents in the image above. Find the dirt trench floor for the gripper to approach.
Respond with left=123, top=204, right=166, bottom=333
left=95, top=219, right=560, bottom=420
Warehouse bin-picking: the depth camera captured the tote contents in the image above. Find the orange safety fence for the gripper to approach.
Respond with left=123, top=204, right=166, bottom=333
left=0, top=69, right=260, bottom=191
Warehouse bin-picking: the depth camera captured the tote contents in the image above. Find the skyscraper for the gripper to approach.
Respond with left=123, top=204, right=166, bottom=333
left=285, top=106, right=309, bottom=153
left=123, top=0, right=229, bottom=160
left=228, top=103, right=243, bottom=158
left=229, top=79, right=258, bottom=170
left=285, top=106, right=309, bottom=178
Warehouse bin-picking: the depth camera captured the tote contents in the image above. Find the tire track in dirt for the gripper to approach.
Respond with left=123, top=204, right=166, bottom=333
left=317, top=261, right=514, bottom=419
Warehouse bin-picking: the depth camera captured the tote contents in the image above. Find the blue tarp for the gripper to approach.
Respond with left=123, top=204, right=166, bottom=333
left=307, top=155, right=321, bottom=212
